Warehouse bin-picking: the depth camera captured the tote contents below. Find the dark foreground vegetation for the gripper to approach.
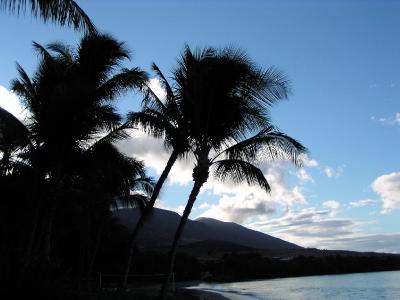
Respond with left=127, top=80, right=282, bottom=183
left=2, top=2, right=395, bottom=300
left=115, top=244, right=400, bottom=284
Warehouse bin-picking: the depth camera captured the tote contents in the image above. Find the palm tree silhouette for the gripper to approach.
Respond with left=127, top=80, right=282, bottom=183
left=73, top=140, right=153, bottom=290
left=9, top=33, right=147, bottom=262
left=158, top=46, right=307, bottom=299
left=120, top=62, right=192, bottom=288
left=0, top=0, right=96, bottom=32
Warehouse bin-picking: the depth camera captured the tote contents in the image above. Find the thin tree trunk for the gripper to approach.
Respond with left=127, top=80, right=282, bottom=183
left=22, top=176, right=42, bottom=269
left=76, top=218, right=86, bottom=293
left=86, top=222, right=104, bottom=287
left=42, top=171, right=63, bottom=263
left=22, top=199, right=40, bottom=269
left=86, top=209, right=92, bottom=291
left=159, top=174, right=207, bottom=300
left=121, top=150, right=179, bottom=289
left=42, top=203, right=56, bottom=263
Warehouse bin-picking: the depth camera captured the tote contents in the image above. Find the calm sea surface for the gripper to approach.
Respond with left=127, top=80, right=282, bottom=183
left=190, top=271, right=400, bottom=300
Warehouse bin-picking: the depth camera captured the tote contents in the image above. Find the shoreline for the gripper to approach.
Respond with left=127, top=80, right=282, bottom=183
left=179, top=288, right=229, bottom=300
left=184, top=287, right=254, bottom=300
left=182, top=267, right=400, bottom=286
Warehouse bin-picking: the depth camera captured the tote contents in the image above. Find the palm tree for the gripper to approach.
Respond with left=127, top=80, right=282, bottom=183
left=121, top=45, right=292, bottom=288
left=72, top=141, right=154, bottom=290
left=120, top=63, right=191, bottom=288
left=0, top=0, right=96, bottom=32
left=9, top=33, right=147, bottom=263
left=158, top=46, right=307, bottom=299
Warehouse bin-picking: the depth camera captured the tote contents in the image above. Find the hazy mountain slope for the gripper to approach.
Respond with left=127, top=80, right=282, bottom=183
left=115, top=208, right=302, bottom=250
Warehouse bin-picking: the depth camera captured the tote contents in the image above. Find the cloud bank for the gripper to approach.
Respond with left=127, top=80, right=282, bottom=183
left=0, top=85, right=28, bottom=121
left=372, top=172, right=400, bottom=213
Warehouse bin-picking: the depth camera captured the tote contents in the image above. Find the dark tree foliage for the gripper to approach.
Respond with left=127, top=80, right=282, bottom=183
left=158, top=45, right=307, bottom=299
left=0, top=0, right=96, bottom=32
left=0, top=33, right=151, bottom=297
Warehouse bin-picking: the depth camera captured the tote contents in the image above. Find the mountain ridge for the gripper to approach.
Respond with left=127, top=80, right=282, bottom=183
left=115, top=207, right=302, bottom=250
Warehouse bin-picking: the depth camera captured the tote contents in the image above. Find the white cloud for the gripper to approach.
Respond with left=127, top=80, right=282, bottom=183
left=373, top=112, right=400, bottom=126
left=0, top=85, right=28, bottom=121
left=323, top=200, right=340, bottom=210
left=350, top=199, right=377, bottom=207
left=324, top=167, right=333, bottom=178
left=323, top=200, right=340, bottom=217
left=199, top=202, right=210, bottom=209
left=248, top=207, right=399, bottom=253
left=174, top=205, right=185, bottom=215
left=199, top=192, right=277, bottom=224
left=372, top=172, right=400, bottom=213
left=248, top=207, right=354, bottom=248
left=199, top=162, right=307, bottom=223
left=324, top=165, right=344, bottom=178
left=117, top=129, right=194, bottom=185
left=295, top=168, right=314, bottom=183
left=318, top=233, right=400, bottom=253
left=148, top=78, right=167, bottom=101
left=119, top=131, right=311, bottom=223
left=117, top=128, right=313, bottom=226
left=300, top=154, right=318, bottom=167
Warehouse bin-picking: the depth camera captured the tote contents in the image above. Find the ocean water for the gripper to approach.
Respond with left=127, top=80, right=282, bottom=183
left=190, top=271, right=400, bottom=300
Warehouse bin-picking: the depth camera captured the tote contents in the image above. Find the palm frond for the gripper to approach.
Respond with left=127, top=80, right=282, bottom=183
left=0, top=0, right=96, bottom=33
left=216, top=127, right=308, bottom=166
left=212, top=159, right=270, bottom=192
left=32, top=41, right=53, bottom=60
left=46, top=41, right=74, bottom=62
left=118, top=193, right=148, bottom=212
left=97, top=67, right=148, bottom=101
left=10, top=63, right=37, bottom=110
left=141, top=81, right=168, bottom=114
left=0, top=106, right=32, bottom=151
left=127, top=110, right=174, bottom=139
left=151, top=63, right=174, bottom=102
left=85, top=122, right=129, bottom=152
left=131, top=176, right=155, bottom=197
left=252, top=66, right=290, bottom=105
left=78, top=33, right=130, bottom=83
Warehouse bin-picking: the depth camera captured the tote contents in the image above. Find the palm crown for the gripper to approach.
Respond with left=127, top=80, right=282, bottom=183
left=0, top=0, right=96, bottom=32
left=11, top=33, right=147, bottom=175
left=4, top=33, right=149, bottom=267
left=159, top=46, right=307, bottom=299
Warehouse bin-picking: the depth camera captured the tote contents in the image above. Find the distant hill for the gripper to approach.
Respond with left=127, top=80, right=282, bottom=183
left=114, top=208, right=302, bottom=251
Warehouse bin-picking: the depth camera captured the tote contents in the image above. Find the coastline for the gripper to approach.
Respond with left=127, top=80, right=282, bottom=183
left=179, top=288, right=229, bottom=299
left=183, top=287, right=253, bottom=300
left=183, top=270, right=400, bottom=300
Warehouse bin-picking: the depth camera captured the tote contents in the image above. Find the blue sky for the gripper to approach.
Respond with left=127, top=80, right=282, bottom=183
left=1, top=0, right=399, bottom=252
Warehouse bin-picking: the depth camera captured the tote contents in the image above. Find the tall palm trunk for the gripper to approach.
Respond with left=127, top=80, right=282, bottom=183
left=159, top=163, right=209, bottom=300
left=121, top=150, right=179, bottom=289
left=22, top=196, right=40, bottom=269
left=86, top=222, right=104, bottom=287
left=42, top=202, right=57, bottom=263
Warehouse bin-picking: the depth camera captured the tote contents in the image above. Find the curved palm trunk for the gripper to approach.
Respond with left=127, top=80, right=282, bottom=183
left=22, top=198, right=40, bottom=268
left=86, top=222, right=104, bottom=287
left=43, top=202, right=57, bottom=262
left=121, top=150, right=179, bottom=289
left=0, top=150, right=10, bottom=176
left=159, top=163, right=209, bottom=300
